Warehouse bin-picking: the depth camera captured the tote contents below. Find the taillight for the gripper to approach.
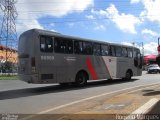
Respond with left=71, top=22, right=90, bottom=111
left=31, top=57, right=36, bottom=73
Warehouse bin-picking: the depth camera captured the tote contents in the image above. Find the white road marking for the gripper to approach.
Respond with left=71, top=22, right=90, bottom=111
left=20, top=82, right=160, bottom=120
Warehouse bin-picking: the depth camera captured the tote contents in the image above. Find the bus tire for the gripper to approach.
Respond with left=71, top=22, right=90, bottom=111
left=75, top=71, right=88, bottom=86
left=124, top=70, right=132, bottom=80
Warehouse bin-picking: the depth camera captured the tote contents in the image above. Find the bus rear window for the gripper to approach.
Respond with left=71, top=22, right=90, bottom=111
left=40, top=36, right=53, bottom=52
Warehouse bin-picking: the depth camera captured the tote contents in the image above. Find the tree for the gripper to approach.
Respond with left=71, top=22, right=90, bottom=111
left=1, top=61, right=13, bottom=73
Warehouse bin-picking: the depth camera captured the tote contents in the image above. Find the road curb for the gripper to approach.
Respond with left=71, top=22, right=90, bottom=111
left=124, top=98, right=159, bottom=120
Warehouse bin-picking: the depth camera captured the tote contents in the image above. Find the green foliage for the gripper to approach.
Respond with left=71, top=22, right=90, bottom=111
left=0, top=61, right=17, bottom=73
left=0, top=75, right=18, bottom=80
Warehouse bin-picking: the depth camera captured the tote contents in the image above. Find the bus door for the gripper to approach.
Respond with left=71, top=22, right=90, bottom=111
left=134, top=49, right=142, bottom=75
left=108, top=46, right=119, bottom=78
left=138, top=53, right=143, bottom=69
left=97, top=44, right=116, bottom=79
left=39, top=35, right=56, bottom=83
left=93, top=44, right=108, bottom=79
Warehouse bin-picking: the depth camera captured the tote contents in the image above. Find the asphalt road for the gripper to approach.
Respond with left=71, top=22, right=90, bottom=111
left=0, top=71, right=160, bottom=114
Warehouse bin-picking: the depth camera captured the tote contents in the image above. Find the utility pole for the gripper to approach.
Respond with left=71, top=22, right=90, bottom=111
left=0, top=0, right=18, bottom=63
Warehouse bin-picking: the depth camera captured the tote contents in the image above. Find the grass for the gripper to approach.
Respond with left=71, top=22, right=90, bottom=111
left=0, top=75, right=18, bottom=80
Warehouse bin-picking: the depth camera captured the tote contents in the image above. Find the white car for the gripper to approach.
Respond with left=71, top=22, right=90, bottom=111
left=147, top=64, right=160, bottom=74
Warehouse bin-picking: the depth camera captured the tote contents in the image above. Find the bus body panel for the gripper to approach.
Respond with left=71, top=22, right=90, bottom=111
left=18, top=30, right=39, bottom=83
left=36, top=36, right=57, bottom=83
left=93, top=56, right=110, bottom=79
left=102, top=56, right=117, bottom=78
left=18, top=29, right=142, bottom=84
left=116, top=57, right=132, bottom=78
left=18, top=31, right=32, bottom=75
left=55, top=53, right=77, bottom=83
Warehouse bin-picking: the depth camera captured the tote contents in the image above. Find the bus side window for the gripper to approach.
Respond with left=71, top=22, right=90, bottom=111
left=115, top=46, right=122, bottom=57
left=83, top=41, right=93, bottom=55
left=122, top=47, right=128, bottom=57
left=40, top=36, right=53, bottom=53
left=133, top=49, right=139, bottom=67
left=128, top=48, right=133, bottom=58
left=133, top=50, right=138, bottom=58
left=101, top=44, right=109, bottom=56
left=74, top=41, right=83, bottom=54
left=40, top=37, right=45, bottom=51
left=134, top=49, right=141, bottom=59
left=110, top=46, right=116, bottom=56
left=93, top=44, right=101, bottom=56
left=64, top=39, right=73, bottom=54
left=54, top=38, right=63, bottom=53
left=54, top=38, right=73, bottom=54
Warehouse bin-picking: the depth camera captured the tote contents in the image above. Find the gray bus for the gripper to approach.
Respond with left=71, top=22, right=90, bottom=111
left=18, top=29, right=142, bottom=86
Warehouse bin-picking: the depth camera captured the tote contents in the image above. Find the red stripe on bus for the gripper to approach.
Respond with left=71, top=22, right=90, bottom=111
left=86, top=57, right=98, bottom=80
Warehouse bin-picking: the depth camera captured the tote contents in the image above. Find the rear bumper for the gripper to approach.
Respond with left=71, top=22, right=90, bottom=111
left=18, top=74, right=39, bottom=83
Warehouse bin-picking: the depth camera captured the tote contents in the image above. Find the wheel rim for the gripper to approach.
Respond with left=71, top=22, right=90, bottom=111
left=76, top=72, right=86, bottom=85
left=77, top=75, right=85, bottom=84
left=126, top=72, right=131, bottom=80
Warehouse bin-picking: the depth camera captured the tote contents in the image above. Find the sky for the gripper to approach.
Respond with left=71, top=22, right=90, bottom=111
left=1, top=0, right=160, bottom=55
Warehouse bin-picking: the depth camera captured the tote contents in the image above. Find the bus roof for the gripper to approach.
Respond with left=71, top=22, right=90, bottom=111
left=23, top=29, right=139, bottom=49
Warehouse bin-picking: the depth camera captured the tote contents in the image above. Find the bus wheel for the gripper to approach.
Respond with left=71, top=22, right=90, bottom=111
left=125, top=71, right=132, bottom=80
left=75, top=71, right=87, bottom=86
